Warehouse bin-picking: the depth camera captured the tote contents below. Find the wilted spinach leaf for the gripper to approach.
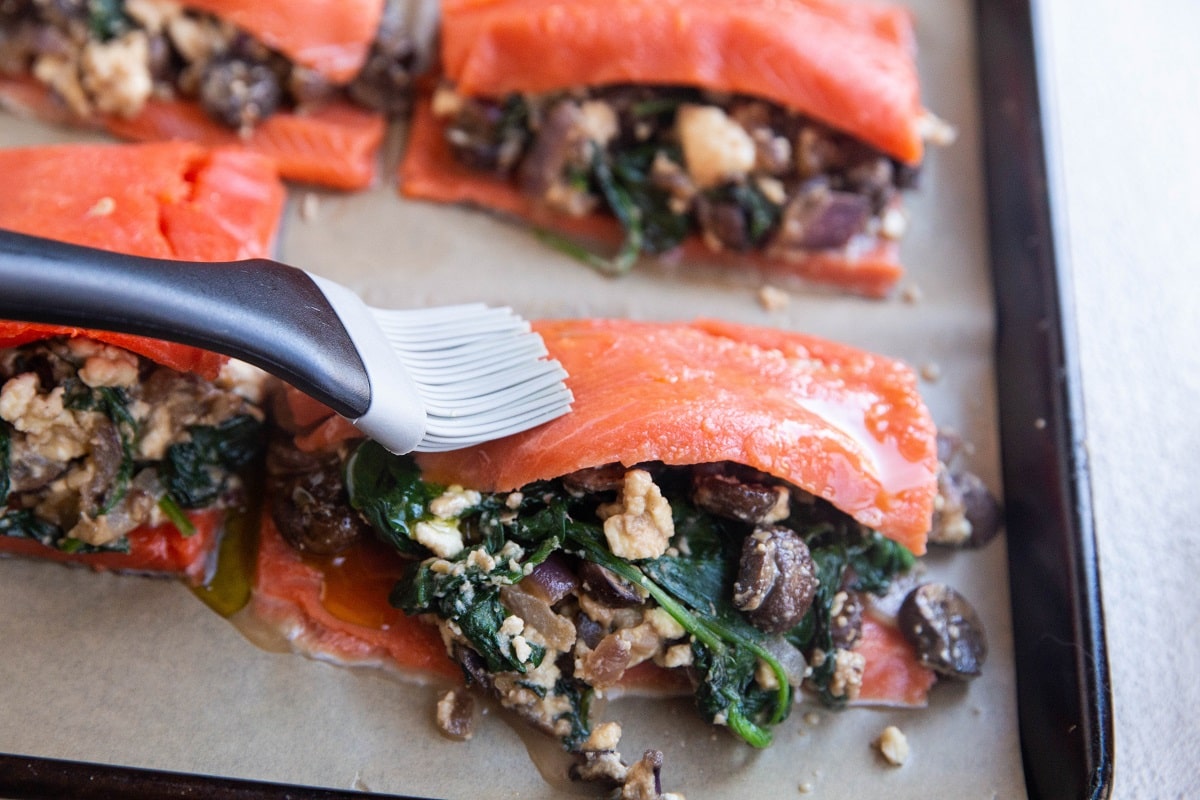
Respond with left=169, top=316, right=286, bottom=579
left=161, top=414, right=262, bottom=508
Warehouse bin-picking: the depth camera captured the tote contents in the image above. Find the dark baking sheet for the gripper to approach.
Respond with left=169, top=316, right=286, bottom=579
left=0, top=0, right=1112, bottom=797
left=975, top=0, right=1113, bottom=797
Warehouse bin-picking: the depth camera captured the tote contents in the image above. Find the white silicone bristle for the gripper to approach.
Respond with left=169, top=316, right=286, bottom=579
left=368, top=304, right=573, bottom=451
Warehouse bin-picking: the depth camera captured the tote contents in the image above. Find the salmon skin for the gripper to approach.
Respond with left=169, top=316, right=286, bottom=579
left=402, top=0, right=939, bottom=294
left=0, top=0, right=401, bottom=188
left=0, top=140, right=284, bottom=581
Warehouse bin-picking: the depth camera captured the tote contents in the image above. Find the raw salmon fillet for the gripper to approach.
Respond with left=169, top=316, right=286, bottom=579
left=0, top=140, right=285, bottom=378
left=0, top=140, right=285, bottom=580
left=439, top=0, right=925, bottom=163
left=418, top=318, right=939, bottom=555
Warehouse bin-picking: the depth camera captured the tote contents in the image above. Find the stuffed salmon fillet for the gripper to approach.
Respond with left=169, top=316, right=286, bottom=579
left=0, top=0, right=419, bottom=188
left=257, top=318, right=997, bottom=792
left=400, top=0, right=953, bottom=294
left=0, top=140, right=285, bottom=583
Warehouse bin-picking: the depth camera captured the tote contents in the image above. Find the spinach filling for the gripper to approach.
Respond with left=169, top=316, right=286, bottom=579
left=1, top=340, right=263, bottom=553
left=442, top=85, right=913, bottom=276
left=346, top=440, right=916, bottom=751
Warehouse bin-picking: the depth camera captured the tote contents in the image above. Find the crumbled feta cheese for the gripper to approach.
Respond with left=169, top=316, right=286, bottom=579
left=499, top=615, right=525, bottom=637
left=467, top=548, right=497, bottom=573
left=216, top=359, right=268, bottom=404
left=918, top=111, right=958, bottom=146
left=659, top=643, right=694, bottom=669
left=755, top=658, right=780, bottom=690
left=600, top=469, right=675, bottom=560
left=579, top=100, right=618, bottom=146
left=124, top=0, right=181, bottom=33
left=77, top=344, right=139, bottom=388
left=431, top=85, right=465, bottom=118
left=757, top=284, right=790, bottom=312
left=429, top=485, right=481, bottom=519
left=880, top=206, right=909, bottom=240
left=1, top=376, right=96, bottom=461
left=414, top=519, right=465, bottom=558
left=677, top=104, right=757, bottom=189
left=582, top=721, right=623, bottom=752
left=828, top=648, right=866, bottom=700
left=511, top=635, right=533, bottom=663
left=645, top=607, right=685, bottom=640
left=81, top=32, right=154, bottom=118
left=875, top=725, right=910, bottom=766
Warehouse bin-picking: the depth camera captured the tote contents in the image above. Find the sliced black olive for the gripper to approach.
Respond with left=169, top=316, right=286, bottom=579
left=446, top=95, right=528, bottom=175
left=930, top=466, right=1003, bottom=548
left=516, top=99, right=592, bottom=203
left=80, top=417, right=123, bottom=513
left=771, top=180, right=870, bottom=250
left=578, top=560, right=642, bottom=608
left=930, top=432, right=1003, bottom=548
left=561, top=463, right=627, bottom=495
left=346, top=0, right=416, bottom=116
left=435, top=688, right=476, bottom=741
left=897, top=583, right=987, bottom=679
left=266, top=440, right=368, bottom=554
left=691, top=471, right=787, bottom=524
left=199, top=56, right=282, bottom=130
left=694, top=193, right=750, bottom=251
left=732, top=525, right=818, bottom=634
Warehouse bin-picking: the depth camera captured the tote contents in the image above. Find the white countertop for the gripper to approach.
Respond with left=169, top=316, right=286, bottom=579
left=1038, top=0, right=1200, bottom=797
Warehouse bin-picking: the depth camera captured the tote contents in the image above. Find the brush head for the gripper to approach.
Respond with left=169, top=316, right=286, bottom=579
left=369, top=303, right=573, bottom=452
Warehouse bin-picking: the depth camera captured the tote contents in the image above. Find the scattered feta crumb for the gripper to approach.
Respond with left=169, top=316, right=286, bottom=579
left=659, top=643, right=694, bottom=669
left=645, top=607, right=686, bottom=640
left=875, top=725, right=910, bottom=766
left=582, top=721, right=623, bottom=752
left=429, top=485, right=481, bottom=519
left=901, top=284, right=924, bottom=304
left=804, top=711, right=821, bottom=726
left=880, top=206, right=909, bottom=240
left=601, top=469, right=675, bottom=560
left=1034, top=417, right=1047, bottom=430
left=919, top=111, right=959, bottom=146
left=920, top=362, right=942, bottom=383
left=413, top=519, right=464, bottom=558
left=758, top=285, right=790, bottom=311
left=499, top=615, right=525, bottom=637
left=677, top=104, right=757, bottom=189
left=300, top=192, right=320, bottom=222
left=511, top=635, right=533, bottom=663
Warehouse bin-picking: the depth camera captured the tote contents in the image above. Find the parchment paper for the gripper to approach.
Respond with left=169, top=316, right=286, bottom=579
left=0, top=1, right=1024, bottom=797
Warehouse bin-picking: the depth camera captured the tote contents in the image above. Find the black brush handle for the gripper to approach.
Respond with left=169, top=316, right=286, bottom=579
left=0, top=228, right=370, bottom=418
